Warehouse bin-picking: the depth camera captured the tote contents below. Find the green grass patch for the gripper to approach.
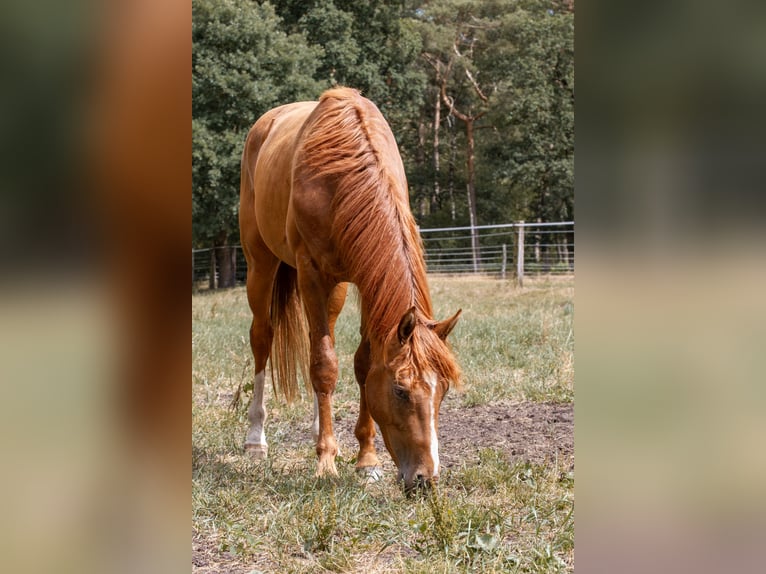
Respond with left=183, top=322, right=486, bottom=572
left=193, top=276, right=573, bottom=572
left=192, top=276, right=573, bottom=410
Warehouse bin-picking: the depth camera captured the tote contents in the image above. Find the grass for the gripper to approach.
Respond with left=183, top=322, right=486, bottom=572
left=428, top=276, right=574, bottom=405
left=193, top=275, right=573, bottom=573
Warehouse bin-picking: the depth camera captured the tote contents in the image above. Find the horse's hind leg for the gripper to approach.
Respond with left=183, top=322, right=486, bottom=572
left=243, top=245, right=279, bottom=460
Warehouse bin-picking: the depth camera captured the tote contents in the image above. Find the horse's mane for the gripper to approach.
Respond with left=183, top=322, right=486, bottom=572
left=297, top=87, right=461, bottom=388
left=297, top=87, right=432, bottom=339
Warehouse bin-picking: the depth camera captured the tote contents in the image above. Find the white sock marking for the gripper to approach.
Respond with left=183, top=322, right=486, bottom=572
left=246, top=369, right=267, bottom=446
left=312, top=392, right=320, bottom=442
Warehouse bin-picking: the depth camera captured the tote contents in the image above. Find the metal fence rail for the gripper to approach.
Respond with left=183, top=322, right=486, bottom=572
left=193, top=221, right=574, bottom=289
left=421, top=222, right=574, bottom=279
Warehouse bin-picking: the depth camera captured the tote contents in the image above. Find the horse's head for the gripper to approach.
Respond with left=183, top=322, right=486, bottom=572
left=365, top=307, right=461, bottom=495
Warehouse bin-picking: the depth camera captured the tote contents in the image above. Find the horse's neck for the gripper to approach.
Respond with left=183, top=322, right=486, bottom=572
left=359, top=258, right=433, bottom=341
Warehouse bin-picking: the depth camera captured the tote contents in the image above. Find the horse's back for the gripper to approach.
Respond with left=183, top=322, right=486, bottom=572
left=242, top=87, right=408, bottom=280
left=288, top=88, right=411, bottom=283
left=241, top=101, right=317, bottom=267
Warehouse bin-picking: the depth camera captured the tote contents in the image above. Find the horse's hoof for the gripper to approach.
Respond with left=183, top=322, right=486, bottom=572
left=356, top=466, right=384, bottom=482
left=244, top=443, right=268, bottom=460
left=316, top=457, right=339, bottom=477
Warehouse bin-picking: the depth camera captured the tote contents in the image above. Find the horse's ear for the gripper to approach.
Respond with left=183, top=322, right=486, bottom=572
left=397, top=306, right=418, bottom=345
left=432, top=309, right=462, bottom=340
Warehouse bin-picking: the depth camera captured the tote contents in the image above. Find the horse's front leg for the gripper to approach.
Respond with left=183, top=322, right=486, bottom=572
left=297, top=257, right=341, bottom=477
left=353, top=337, right=383, bottom=480
left=312, top=284, right=348, bottom=451
left=310, top=331, right=340, bottom=476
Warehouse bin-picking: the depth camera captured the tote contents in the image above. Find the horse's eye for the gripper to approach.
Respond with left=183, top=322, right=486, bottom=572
left=393, top=386, right=409, bottom=401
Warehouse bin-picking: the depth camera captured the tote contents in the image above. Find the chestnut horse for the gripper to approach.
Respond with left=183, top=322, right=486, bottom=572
left=238, top=87, right=461, bottom=492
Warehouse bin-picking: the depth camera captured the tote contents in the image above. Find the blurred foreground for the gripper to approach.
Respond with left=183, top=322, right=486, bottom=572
left=576, top=1, right=766, bottom=571
left=1, top=1, right=189, bottom=573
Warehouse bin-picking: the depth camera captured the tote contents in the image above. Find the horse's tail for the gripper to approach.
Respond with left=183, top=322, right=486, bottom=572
left=270, top=262, right=310, bottom=402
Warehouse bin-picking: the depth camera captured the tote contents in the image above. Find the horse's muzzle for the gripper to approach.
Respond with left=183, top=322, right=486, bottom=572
left=400, top=471, right=439, bottom=497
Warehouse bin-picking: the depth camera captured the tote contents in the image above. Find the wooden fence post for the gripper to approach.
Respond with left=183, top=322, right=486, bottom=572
left=209, top=248, right=217, bottom=290
left=516, top=222, right=525, bottom=287
left=501, top=243, right=507, bottom=280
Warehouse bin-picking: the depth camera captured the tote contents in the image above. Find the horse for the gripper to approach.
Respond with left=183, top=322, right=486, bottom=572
left=238, top=87, right=461, bottom=493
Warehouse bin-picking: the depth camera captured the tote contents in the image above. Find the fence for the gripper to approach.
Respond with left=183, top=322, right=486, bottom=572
left=421, top=221, right=574, bottom=283
left=193, top=221, right=573, bottom=289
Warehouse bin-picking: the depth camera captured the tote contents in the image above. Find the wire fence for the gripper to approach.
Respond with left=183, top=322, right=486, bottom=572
left=421, top=221, right=574, bottom=277
left=193, top=221, right=574, bottom=289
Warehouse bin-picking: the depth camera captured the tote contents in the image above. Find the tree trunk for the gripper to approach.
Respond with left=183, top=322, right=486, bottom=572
left=560, top=233, right=570, bottom=269
left=432, top=87, right=441, bottom=213
left=465, top=119, right=479, bottom=272
left=217, top=245, right=236, bottom=288
left=214, top=231, right=237, bottom=289
left=439, top=72, right=486, bottom=256
left=416, top=117, right=428, bottom=217
left=447, top=120, right=456, bottom=221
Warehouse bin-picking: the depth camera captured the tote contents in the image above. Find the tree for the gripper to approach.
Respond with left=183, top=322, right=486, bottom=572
left=479, top=1, right=574, bottom=264
left=418, top=0, right=497, bottom=270
left=271, top=0, right=427, bottom=123
left=192, top=0, right=323, bottom=287
left=192, top=0, right=575, bottom=278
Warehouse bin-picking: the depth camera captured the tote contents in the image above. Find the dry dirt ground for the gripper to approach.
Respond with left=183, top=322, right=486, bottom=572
left=334, top=398, right=574, bottom=475
left=439, top=401, right=573, bottom=469
left=193, top=400, right=573, bottom=573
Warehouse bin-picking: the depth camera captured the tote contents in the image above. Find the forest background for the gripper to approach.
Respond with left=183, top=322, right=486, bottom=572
left=192, top=0, right=574, bottom=285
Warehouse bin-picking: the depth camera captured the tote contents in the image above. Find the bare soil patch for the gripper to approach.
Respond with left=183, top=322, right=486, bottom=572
left=333, top=399, right=574, bottom=473
left=439, top=401, right=574, bottom=470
